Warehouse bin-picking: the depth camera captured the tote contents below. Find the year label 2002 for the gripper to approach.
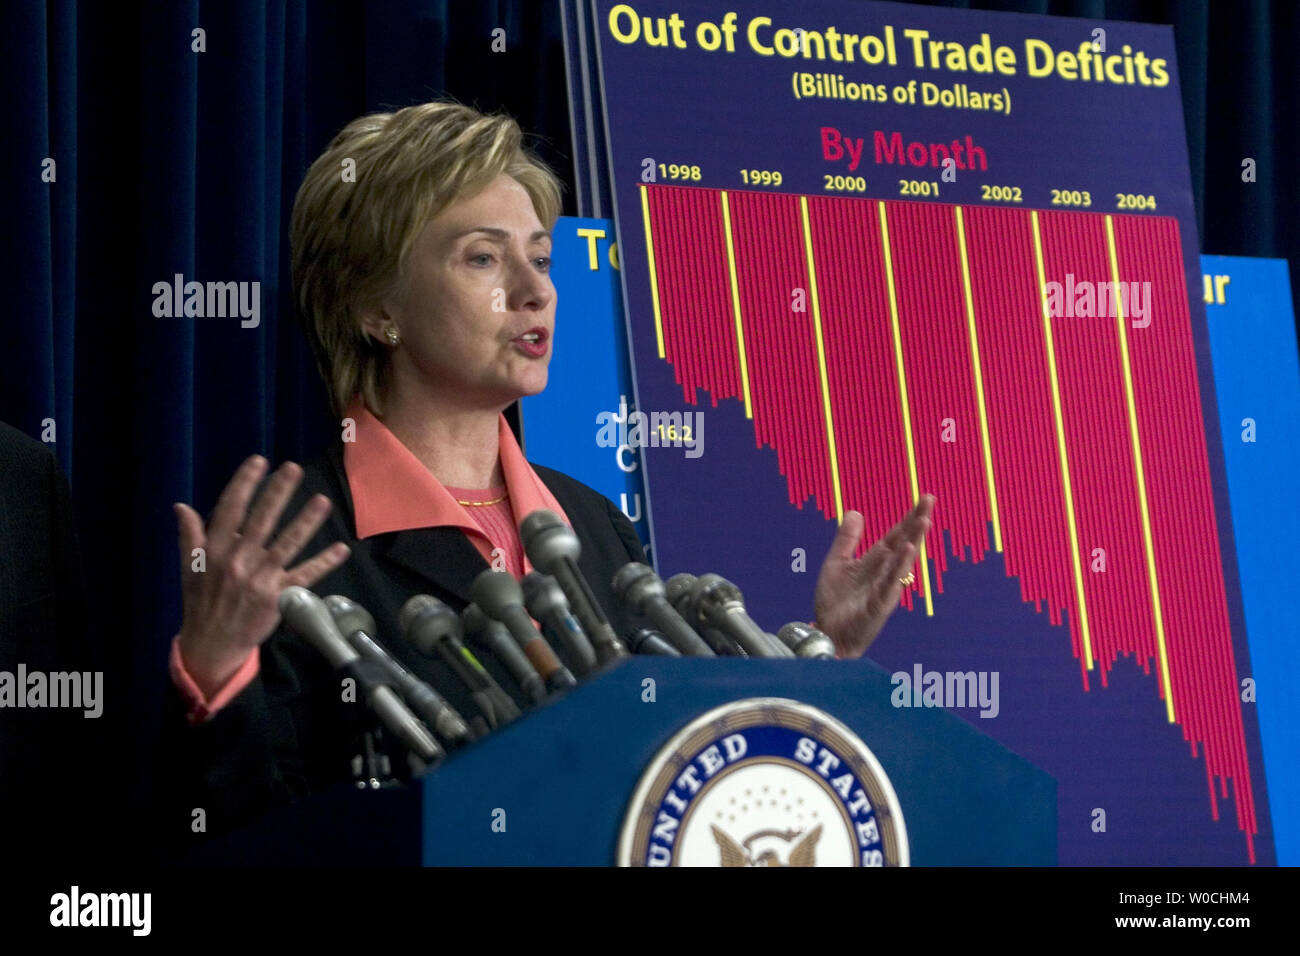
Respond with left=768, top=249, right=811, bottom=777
left=980, top=184, right=1022, bottom=202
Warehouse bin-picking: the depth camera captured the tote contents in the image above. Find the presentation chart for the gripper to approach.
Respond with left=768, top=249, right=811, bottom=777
left=592, top=0, right=1271, bottom=864
left=643, top=185, right=1255, bottom=853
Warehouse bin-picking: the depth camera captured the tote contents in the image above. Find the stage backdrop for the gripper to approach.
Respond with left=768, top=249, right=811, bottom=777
left=566, top=0, right=1276, bottom=865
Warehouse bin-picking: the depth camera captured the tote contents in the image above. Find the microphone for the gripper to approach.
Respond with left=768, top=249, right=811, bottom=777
left=664, top=573, right=746, bottom=657
left=776, top=622, right=838, bottom=660
left=612, top=563, right=715, bottom=657
left=469, top=570, right=578, bottom=695
left=687, top=574, right=793, bottom=658
left=522, top=572, right=598, bottom=676
left=278, top=587, right=443, bottom=766
left=399, top=594, right=522, bottom=731
left=352, top=731, right=391, bottom=789
left=625, top=627, right=682, bottom=656
left=461, top=602, right=547, bottom=704
left=520, top=510, right=627, bottom=665
left=324, top=595, right=475, bottom=747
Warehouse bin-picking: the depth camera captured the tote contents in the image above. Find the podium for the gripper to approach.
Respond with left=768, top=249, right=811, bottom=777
left=187, top=658, right=1056, bottom=865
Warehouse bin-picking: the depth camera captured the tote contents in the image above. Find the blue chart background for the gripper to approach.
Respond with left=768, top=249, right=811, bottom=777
left=525, top=215, right=1295, bottom=863
left=519, top=217, right=650, bottom=556
left=575, top=0, right=1268, bottom=864
left=1201, top=256, right=1299, bottom=866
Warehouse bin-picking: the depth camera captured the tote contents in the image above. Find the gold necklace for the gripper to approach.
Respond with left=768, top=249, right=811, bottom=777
left=456, top=491, right=509, bottom=507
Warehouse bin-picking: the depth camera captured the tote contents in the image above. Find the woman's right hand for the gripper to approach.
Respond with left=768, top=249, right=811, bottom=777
left=173, top=455, right=352, bottom=698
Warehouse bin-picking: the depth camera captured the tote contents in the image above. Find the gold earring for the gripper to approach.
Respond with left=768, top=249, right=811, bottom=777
left=385, top=326, right=401, bottom=346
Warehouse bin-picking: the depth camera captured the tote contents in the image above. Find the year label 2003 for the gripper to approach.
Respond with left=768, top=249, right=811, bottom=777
left=1050, top=189, right=1092, bottom=207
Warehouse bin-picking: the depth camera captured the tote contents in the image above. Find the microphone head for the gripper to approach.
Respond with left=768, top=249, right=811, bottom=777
left=399, top=594, right=462, bottom=654
left=519, top=509, right=581, bottom=571
left=324, top=594, right=376, bottom=638
left=279, top=586, right=350, bottom=668
left=689, top=573, right=744, bottom=624
left=777, top=622, right=838, bottom=659
left=399, top=594, right=438, bottom=634
left=611, top=562, right=663, bottom=612
left=521, top=572, right=569, bottom=618
left=664, top=573, right=698, bottom=615
left=519, top=507, right=565, bottom=539
left=776, top=622, right=811, bottom=650
left=469, top=568, right=526, bottom=619
left=279, top=586, right=336, bottom=635
left=278, top=584, right=313, bottom=617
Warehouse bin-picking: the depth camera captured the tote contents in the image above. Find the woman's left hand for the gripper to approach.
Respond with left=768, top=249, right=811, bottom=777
left=813, top=495, right=936, bottom=659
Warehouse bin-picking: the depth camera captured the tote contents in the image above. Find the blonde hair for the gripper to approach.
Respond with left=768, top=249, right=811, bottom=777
left=290, top=100, right=564, bottom=417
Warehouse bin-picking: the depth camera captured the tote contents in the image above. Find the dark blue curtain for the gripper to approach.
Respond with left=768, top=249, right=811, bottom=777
left=1, top=0, right=1294, bottom=843
left=1, top=1, right=574, bottom=834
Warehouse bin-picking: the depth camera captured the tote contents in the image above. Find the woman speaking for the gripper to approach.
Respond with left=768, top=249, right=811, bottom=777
left=166, top=101, right=934, bottom=836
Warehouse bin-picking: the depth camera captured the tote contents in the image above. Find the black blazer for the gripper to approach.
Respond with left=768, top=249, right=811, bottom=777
left=0, top=421, right=86, bottom=675
left=0, top=421, right=101, bottom=856
left=162, top=441, right=648, bottom=840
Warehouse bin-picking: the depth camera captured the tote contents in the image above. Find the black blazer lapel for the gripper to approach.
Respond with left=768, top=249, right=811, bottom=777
left=374, top=526, right=489, bottom=608
left=318, top=441, right=490, bottom=608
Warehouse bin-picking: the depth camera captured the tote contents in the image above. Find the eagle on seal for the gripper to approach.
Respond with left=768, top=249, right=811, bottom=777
left=711, top=824, right=823, bottom=866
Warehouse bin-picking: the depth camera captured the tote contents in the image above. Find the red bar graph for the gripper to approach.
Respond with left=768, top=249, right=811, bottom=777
left=639, top=183, right=1259, bottom=861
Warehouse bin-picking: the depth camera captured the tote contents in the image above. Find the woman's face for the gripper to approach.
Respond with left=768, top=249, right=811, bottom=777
left=374, top=173, right=556, bottom=410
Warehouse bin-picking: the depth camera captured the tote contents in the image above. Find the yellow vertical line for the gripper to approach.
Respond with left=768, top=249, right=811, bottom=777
left=720, top=192, right=754, bottom=419
left=954, top=206, right=1004, bottom=553
left=799, top=196, right=844, bottom=522
left=639, top=184, right=667, bottom=359
left=1030, top=211, right=1094, bottom=670
left=1105, top=215, right=1175, bottom=723
left=877, top=202, right=934, bottom=616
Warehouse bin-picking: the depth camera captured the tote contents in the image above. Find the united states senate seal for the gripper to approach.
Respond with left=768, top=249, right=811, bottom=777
left=617, top=698, right=908, bottom=866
